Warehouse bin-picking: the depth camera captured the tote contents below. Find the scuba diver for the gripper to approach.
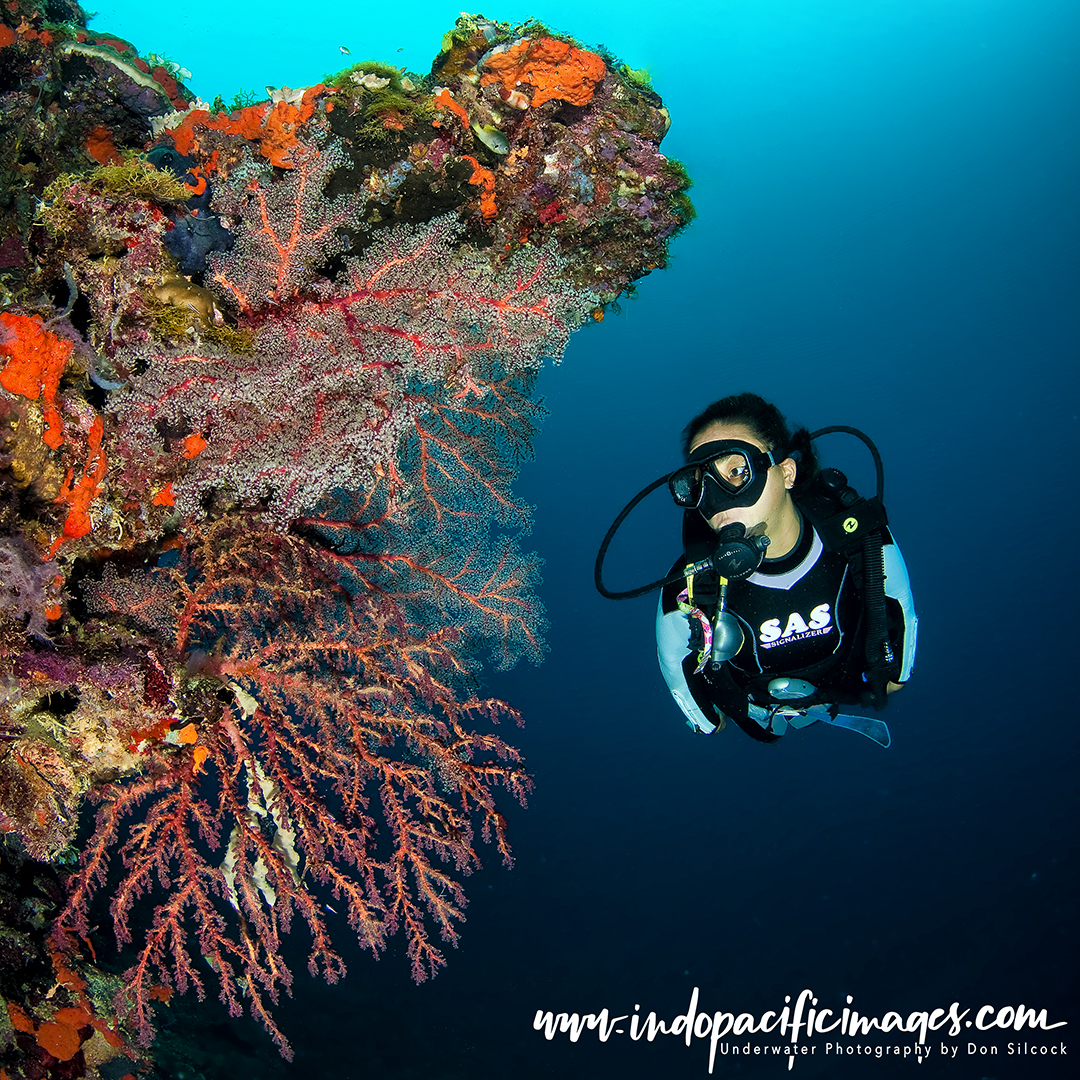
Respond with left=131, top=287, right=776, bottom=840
left=595, top=393, right=916, bottom=747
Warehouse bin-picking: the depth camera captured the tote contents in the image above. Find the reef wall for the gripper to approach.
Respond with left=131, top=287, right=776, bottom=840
left=0, top=3, right=693, bottom=1073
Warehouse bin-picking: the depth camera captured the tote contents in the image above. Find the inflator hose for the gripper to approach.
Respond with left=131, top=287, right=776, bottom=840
left=860, top=529, right=890, bottom=705
left=808, top=426, right=885, bottom=502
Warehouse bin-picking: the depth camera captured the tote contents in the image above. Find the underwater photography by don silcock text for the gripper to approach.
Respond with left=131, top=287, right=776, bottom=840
left=0, top=1, right=1077, bottom=1079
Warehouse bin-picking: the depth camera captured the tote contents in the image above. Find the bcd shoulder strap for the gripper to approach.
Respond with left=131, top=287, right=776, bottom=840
left=794, top=469, right=888, bottom=557
left=795, top=471, right=895, bottom=707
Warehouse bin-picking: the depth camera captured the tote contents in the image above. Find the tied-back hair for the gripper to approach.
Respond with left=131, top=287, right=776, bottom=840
left=681, top=392, right=820, bottom=493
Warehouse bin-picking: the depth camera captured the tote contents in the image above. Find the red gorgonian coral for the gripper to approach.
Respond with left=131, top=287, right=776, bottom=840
left=62, top=518, right=532, bottom=1057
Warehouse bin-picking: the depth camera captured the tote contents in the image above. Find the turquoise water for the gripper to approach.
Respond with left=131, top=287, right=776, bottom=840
left=61, top=2, right=1079, bottom=1077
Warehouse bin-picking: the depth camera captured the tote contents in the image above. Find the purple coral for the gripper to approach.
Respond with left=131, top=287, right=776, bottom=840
left=0, top=536, right=56, bottom=639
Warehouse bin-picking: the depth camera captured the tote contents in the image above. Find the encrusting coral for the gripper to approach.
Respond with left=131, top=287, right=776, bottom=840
left=0, top=2, right=694, bottom=1072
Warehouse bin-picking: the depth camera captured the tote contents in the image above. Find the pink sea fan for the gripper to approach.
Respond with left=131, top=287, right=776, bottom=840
left=115, top=215, right=594, bottom=526
left=207, top=140, right=365, bottom=312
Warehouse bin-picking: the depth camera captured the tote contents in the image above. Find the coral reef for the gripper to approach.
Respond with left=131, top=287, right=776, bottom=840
left=0, top=847, right=148, bottom=1078
left=0, top=2, right=693, bottom=1071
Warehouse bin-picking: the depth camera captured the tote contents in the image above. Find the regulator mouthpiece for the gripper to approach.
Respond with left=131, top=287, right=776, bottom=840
left=711, top=522, right=770, bottom=580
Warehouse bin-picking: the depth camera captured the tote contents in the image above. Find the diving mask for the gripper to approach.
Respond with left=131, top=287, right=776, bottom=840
left=668, top=440, right=780, bottom=518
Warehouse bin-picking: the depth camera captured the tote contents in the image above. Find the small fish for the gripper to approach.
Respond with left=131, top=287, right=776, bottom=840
left=472, top=123, right=510, bottom=155
left=325, top=904, right=338, bottom=914
left=339, top=45, right=350, bottom=55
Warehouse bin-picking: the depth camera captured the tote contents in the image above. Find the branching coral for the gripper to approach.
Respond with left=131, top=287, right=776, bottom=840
left=57, top=517, right=532, bottom=1057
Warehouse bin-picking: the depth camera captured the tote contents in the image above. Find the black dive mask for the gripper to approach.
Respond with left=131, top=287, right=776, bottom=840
left=668, top=440, right=780, bottom=520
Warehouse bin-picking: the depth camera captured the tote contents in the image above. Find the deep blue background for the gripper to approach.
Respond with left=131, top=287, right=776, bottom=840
left=86, top=1, right=1078, bottom=1077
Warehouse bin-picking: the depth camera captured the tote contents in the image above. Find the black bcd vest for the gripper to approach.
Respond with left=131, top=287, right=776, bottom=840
left=676, top=471, right=899, bottom=742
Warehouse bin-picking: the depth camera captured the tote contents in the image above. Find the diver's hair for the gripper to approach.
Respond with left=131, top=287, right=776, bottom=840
left=681, top=392, right=820, bottom=491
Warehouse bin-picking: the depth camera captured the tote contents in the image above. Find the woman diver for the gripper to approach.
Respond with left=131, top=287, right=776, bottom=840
left=596, top=393, right=916, bottom=747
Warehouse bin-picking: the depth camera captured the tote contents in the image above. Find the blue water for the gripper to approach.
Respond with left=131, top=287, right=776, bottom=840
left=89, top=1, right=1078, bottom=1076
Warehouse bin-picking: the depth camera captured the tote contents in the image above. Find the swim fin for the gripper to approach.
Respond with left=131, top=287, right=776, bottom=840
left=821, top=712, right=891, bottom=748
